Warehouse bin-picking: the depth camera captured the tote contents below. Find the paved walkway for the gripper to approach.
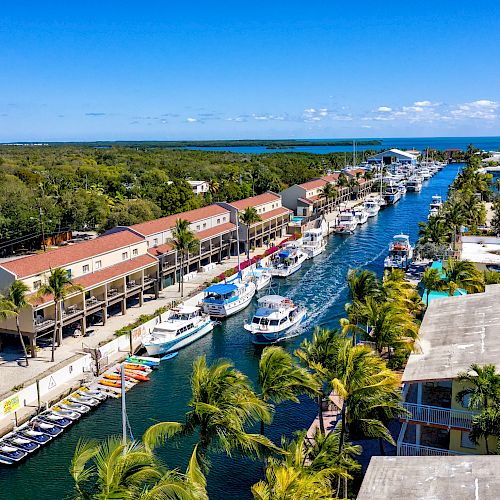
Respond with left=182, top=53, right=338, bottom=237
left=0, top=239, right=280, bottom=399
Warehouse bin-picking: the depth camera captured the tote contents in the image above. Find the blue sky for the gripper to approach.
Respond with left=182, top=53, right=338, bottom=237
left=1, top=1, right=499, bottom=141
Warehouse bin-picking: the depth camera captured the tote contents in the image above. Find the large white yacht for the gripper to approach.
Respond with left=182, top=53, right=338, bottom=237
left=269, top=247, right=308, bottom=277
left=143, top=305, right=215, bottom=355
left=244, top=295, right=307, bottom=344
left=384, top=234, right=414, bottom=270
left=354, top=206, right=369, bottom=225
left=406, top=176, right=423, bottom=192
left=334, top=210, right=358, bottom=234
left=202, top=278, right=256, bottom=317
left=363, top=199, right=380, bottom=217
left=301, top=228, right=326, bottom=258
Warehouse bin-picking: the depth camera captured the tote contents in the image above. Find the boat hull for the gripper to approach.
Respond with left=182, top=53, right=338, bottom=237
left=249, top=311, right=308, bottom=344
left=144, top=321, right=215, bottom=355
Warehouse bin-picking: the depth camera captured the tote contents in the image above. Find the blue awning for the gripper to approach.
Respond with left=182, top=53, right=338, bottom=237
left=278, top=250, right=290, bottom=258
left=205, top=283, right=238, bottom=294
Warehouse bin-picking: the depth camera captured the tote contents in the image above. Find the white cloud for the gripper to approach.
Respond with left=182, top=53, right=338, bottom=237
left=413, top=100, right=439, bottom=107
left=186, top=117, right=198, bottom=122
left=377, top=106, right=392, bottom=112
left=302, top=107, right=352, bottom=122
left=451, top=100, right=499, bottom=120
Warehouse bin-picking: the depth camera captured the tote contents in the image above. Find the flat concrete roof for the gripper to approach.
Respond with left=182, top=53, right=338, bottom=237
left=461, top=236, right=500, bottom=266
left=402, top=285, right=500, bottom=383
left=358, top=456, right=500, bottom=500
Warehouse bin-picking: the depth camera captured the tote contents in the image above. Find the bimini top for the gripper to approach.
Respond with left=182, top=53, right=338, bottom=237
left=278, top=250, right=290, bottom=258
left=204, top=283, right=238, bottom=295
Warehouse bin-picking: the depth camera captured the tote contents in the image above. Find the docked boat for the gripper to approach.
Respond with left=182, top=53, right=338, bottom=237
left=202, top=279, right=256, bottom=317
left=397, top=182, right=407, bottom=196
left=0, top=444, right=27, bottom=462
left=334, top=211, right=358, bottom=234
left=77, top=388, right=107, bottom=401
left=31, top=420, right=64, bottom=436
left=37, top=413, right=72, bottom=428
left=354, top=207, right=369, bottom=225
left=3, top=435, right=40, bottom=453
left=406, top=176, right=423, bottom=192
left=17, top=428, right=52, bottom=444
left=68, top=394, right=100, bottom=407
left=363, top=199, right=380, bottom=217
left=244, top=295, right=307, bottom=344
left=268, top=247, right=308, bottom=277
left=51, top=408, right=81, bottom=421
left=383, top=185, right=402, bottom=205
left=384, top=234, right=414, bottom=270
left=244, top=267, right=272, bottom=291
left=300, top=228, right=326, bottom=258
left=419, top=167, right=431, bottom=180
left=58, top=400, right=91, bottom=413
left=428, top=194, right=443, bottom=218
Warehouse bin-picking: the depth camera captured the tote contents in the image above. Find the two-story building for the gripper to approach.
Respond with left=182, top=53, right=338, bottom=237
left=344, top=168, right=374, bottom=199
left=397, top=284, right=500, bottom=456
left=0, top=230, right=159, bottom=355
left=123, top=205, right=237, bottom=288
left=218, top=192, right=291, bottom=252
left=187, top=180, right=209, bottom=196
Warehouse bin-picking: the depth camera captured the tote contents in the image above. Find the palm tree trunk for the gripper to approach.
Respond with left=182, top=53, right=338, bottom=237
left=338, top=404, right=347, bottom=453
left=180, top=254, right=184, bottom=297
left=318, top=394, right=325, bottom=434
left=16, top=316, right=29, bottom=367
left=51, top=302, right=58, bottom=362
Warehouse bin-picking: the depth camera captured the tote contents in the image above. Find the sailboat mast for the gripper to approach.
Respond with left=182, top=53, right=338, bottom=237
left=121, top=364, right=127, bottom=448
left=236, top=215, right=241, bottom=271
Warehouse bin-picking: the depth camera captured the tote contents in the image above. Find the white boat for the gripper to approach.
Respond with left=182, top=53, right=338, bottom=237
left=269, top=247, right=308, bottom=277
left=301, top=228, right=326, bottom=258
left=244, top=295, right=307, bottom=344
left=334, top=210, right=358, bottom=234
left=354, top=207, right=369, bottom=225
left=398, top=182, right=407, bottom=195
left=0, top=444, right=27, bottom=462
left=384, top=234, right=414, bottom=270
left=144, top=305, right=215, bottom=354
left=3, top=435, right=40, bottom=453
left=363, top=199, right=380, bottom=217
left=383, top=185, right=401, bottom=205
left=202, top=279, right=256, bottom=317
left=419, top=167, right=431, bottom=180
left=406, top=177, right=423, bottom=192
left=244, top=267, right=272, bottom=291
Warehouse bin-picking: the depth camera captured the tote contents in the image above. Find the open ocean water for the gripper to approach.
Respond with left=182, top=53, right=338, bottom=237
left=0, top=164, right=462, bottom=500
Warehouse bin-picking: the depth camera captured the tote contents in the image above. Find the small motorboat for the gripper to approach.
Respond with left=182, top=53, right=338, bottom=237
left=268, top=247, right=308, bottom=277
left=354, top=207, right=369, bottom=225
left=0, top=444, right=27, bottom=462
left=244, top=268, right=273, bottom=291
left=0, top=454, right=14, bottom=465
left=363, top=199, right=380, bottom=217
left=244, top=295, right=308, bottom=344
left=202, top=279, right=257, bottom=317
left=384, top=234, right=414, bottom=270
left=31, top=420, right=63, bottom=436
left=301, top=228, right=326, bottom=258
left=59, top=400, right=91, bottom=413
left=3, top=436, right=40, bottom=453
left=38, top=413, right=72, bottom=428
left=334, top=211, right=358, bottom=234
left=51, top=408, right=81, bottom=421
left=68, top=394, right=100, bottom=407
left=17, top=428, right=52, bottom=444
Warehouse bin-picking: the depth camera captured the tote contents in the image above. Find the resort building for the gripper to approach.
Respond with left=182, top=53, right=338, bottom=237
left=122, top=205, right=237, bottom=288
left=0, top=231, right=159, bottom=355
left=460, top=235, right=500, bottom=271
left=358, top=456, right=500, bottom=499
left=218, top=192, right=291, bottom=251
left=367, top=148, right=419, bottom=166
left=344, top=169, right=374, bottom=199
left=397, top=285, right=500, bottom=456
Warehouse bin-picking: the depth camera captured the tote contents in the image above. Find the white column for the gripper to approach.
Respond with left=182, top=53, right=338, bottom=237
left=416, top=383, right=423, bottom=446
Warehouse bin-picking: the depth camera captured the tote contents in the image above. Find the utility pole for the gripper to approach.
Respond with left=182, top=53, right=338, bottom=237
left=39, top=207, right=47, bottom=252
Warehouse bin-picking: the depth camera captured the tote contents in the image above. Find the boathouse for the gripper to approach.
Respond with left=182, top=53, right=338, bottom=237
left=367, top=148, right=418, bottom=166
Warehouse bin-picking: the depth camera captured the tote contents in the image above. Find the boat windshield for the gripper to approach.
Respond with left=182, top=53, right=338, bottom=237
left=170, top=313, right=193, bottom=321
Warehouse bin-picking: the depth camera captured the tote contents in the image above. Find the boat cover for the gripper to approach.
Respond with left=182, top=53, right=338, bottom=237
left=278, top=250, right=290, bottom=258
left=204, top=283, right=238, bottom=294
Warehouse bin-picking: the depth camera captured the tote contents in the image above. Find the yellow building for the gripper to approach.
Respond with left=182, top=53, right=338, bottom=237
left=398, top=285, right=500, bottom=455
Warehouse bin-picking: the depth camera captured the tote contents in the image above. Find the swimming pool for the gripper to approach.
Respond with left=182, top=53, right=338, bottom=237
left=291, top=216, right=305, bottom=223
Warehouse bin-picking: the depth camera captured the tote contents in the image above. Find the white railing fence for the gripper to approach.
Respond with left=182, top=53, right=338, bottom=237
left=402, top=402, right=479, bottom=430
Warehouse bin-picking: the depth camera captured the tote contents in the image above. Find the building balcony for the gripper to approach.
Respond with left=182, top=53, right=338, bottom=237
left=85, top=296, right=105, bottom=309
left=402, top=402, right=479, bottom=431
left=397, top=442, right=465, bottom=457
left=107, top=287, right=124, bottom=299
left=34, top=318, right=56, bottom=332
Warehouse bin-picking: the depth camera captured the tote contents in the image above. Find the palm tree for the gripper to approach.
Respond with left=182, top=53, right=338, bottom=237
left=0, top=281, right=31, bottom=366
left=418, top=216, right=451, bottom=246
left=319, top=183, right=337, bottom=213
left=456, top=364, right=500, bottom=454
left=295, top=328, right=342, bottom=434
left=484, top=270, right=500, bottom=285
left=171, top=219, right=199, bottom=297
left=443, top=198, right=465, bottom=250
left=443, top=258, right=484, bottom=295
left=258, top=346, right=319, bottom=435
left=208, top=179, right=220, bottom=200
left=38, top=267, right=83, bottom=362
left=70, top=436, right=206, bottom=499
left=420, top=267, right=444, bottom=306
left=346, top=268, right=380, bottom=305
left=470, top=407, right=500, bottom=455
left=239, top=207, right=262, bottom=260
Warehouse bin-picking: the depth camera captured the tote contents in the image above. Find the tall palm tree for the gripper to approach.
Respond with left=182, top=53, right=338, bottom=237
left=0, top=281, right=31, bottom=366
left=470, top=407, right=500, bottom=455
left=418, top=216, right=451, bottom=246
left=239, top=207, right=262, bottom=260
left=420, top=267, right=444, bottom=306
left=70, top=436, right=206, bottom=499
left=346, top=268, right=380, bottom=305
left=443, top=198, right=465, bottom=250
left=295, top=328, right=342, bottom=434
left=319, top=183, right=337, bottom=213
left=456, top=364, right=500, bottom=454
left=171, top=219, right=199, bottom=298
left=258, top=346, right=319, bottom=435
left=443, top=258, right=484, bottom=295
left=38, top=267, right=83, bottom=362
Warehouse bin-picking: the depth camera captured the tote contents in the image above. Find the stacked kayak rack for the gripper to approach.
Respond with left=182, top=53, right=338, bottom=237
left=0, top=356, right=160, bottom=466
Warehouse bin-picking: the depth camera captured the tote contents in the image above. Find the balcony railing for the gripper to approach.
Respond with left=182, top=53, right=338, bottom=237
left=402, top=402, right=479, bottom=430
left=398, top=442, right=465, bottom=457
left=34, top=318, right=55, bottom=332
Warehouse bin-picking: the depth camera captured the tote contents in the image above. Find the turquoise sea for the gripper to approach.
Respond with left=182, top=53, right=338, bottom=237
left=0, top=164, right=462, bottom=500
left=183, top=136, right=500, bottom=154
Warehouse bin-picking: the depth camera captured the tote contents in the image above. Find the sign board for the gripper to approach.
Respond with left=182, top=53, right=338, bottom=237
left=3, top=395, right=20, bottom=415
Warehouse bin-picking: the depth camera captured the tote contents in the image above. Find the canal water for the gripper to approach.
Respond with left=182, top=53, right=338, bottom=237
left=0, top=164, right=460, bottom=500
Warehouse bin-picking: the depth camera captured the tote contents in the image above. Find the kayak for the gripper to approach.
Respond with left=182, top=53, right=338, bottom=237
left=123, top=363, right=147, bottom=371
left=104, top=373, right=130, bottom=381
left=127, top=357, right=159, bottom=367
left=115, top=367, right=150, bottom=382
left=100, top=379, right=121, bottom=388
